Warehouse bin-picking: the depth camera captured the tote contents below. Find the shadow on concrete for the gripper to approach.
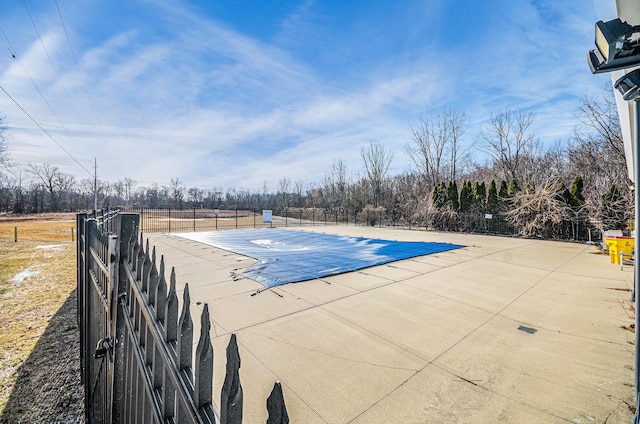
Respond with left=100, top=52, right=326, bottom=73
left=0, top=290, right=84, bottom=424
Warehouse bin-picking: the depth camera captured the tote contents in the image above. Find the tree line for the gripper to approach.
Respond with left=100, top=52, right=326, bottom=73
left=0, top=88, right=631, bottom=239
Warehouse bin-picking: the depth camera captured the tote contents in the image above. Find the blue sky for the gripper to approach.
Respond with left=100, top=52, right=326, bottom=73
left=0, top=0, right=617, bottom=191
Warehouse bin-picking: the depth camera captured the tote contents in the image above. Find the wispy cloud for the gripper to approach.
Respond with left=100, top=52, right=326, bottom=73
left=0, top=0, right=606, bottom=190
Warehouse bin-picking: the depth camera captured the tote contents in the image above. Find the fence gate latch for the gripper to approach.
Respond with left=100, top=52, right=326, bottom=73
left=94, top=337, right=114, bottom=359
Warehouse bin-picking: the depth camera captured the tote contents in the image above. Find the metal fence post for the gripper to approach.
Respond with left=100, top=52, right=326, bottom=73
left=112, top=213, right=139, bottom=422
left=80, top=215, right=91, bottom=421
left=76, top=213, right=87, bottom=382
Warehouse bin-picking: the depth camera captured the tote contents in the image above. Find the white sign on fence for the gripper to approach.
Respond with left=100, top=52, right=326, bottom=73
left=263, top=210, right=273, bottom=223
left=214, top=209, right=219, bottom=217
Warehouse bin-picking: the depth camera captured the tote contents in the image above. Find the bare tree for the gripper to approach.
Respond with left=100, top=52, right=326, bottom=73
left=0, top=116, right=14, bottom=211
left=293, top=179, right=305, bottom=207
left=11, top=168, right=27, bottom=212
left=480, top=108, right=537, bottom=183
left=123, top=177, right=136, bottom=207
left=0, top=172, right=12, bottom=211
left=113, top=180, right=124, bottom=202
left=568, top=91, right=631, bottom=230
left=324, top=159, right=349, bottom=209
left=170, top=177, right=185, bottom=209
left=408, top=114, right=446, bottom=187
left=100, top=180, right=113, bottom=206
left=78, top=178, right=94, bottom=209
left=529, top=140, right=570, bottom=185
left=361, top=141, right=393, bottom=207
left=407, top=106, right=467, bottom=187
left=187, top=187, right=204, bottom=207
left=28, top=162, right=75, bottom=211
left=569, top=93, right=626, bottom=183
left=444, top=107, right=467, bottom=181
left=278, top=177, right=291, bottom=208
left=0, top=114, right=9, bottom=168
left=575, top=93, right=624, bottom=163
left=506, top=177, right=573, bottom=238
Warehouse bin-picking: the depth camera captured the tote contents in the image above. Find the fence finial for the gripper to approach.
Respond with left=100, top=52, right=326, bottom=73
left=142, top=240, right=152, bottom=292
left=220, top=333, right=243, bottom=424
left=155, top=256, right=167, bottom=323
left=149, top=246, right=159, bottom=307
left=164, top=267, right=178, bottom=343
left=177, top=284, right=193, bottom=375
left=136, top=233, right=145, bottom=278
left=195, top=304, right=213, bottom=409
left=266, top=381, right=289, bottom=424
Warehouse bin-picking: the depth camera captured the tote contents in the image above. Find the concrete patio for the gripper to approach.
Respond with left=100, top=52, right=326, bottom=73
left=146, top=226, right=635, bottom=423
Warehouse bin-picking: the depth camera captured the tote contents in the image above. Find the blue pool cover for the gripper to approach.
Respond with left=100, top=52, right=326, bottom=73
left=175, top=229, right=464, bottom=288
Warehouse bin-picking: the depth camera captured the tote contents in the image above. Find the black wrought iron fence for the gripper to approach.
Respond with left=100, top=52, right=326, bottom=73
left=118, top=207, right=597, bottom=242
left=77, top=211, right=289, bottom=423
left=122, top=207, right=356, bottom=233
left=77, top=212, right=119, bottom=422
left=77, top=207, right=600, bottom=422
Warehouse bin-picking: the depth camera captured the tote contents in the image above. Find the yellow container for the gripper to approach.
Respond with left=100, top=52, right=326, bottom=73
left=605, top=236, right=634, bottom=264
left=605, top=237, right=617, bottom=263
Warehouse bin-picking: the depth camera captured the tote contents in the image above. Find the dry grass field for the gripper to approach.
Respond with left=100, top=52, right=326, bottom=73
left=0, top=214, right=83, bottom=423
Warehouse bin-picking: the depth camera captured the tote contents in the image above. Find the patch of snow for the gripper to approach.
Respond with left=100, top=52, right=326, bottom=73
left=11, top=267, right=39, bottom=286
left=36, top=244, right=64, bottom=251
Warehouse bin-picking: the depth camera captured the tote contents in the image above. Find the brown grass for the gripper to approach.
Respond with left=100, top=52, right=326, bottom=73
left=0, top=214, right=82, bottom=421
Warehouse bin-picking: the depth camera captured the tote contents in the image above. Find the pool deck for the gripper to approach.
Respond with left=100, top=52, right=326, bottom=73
left=146, top=226, right=635, bottom=423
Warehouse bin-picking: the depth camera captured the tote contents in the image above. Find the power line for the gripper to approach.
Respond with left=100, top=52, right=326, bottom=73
left=0, top=27, right=68, bottom=132
left=0, top=84, right=92, bottom=177
left=22, top=0, right=84, bottom=128
left=55, top=0, right=104, bottom=131
left=0, top=2, right=101, bottom=180
left=54, top=0, right=80, bottom=68
left=0, top=26, right=92, bottom=177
